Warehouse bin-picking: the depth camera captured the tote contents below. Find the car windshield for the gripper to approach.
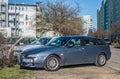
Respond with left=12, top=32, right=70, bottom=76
left=31, top=38, right=51, bottom=45
left=46, top=37, right=70, bottom=46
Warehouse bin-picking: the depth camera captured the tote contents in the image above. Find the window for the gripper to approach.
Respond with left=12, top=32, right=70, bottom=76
left=11, top=6, right=13, bottom=10
left=29, top=21, right=32, bottom=25
left=26, top=22, right=28, bottom=25
left=19, top=22, right=24, bottom=25
left=82, top=38, right=96, bottom=46
left=26, top=7, right=27, bottom=11
left=69, top=37, right=81, bottom=46
left=22, top=7, right=24, bottom=11
left=46, top=37, right=70, bottom=46
left=97, top=39, right=106, bottom=45
left=19, top=7, right=21, bottom=10
left=15, top=7, right=17, bottom=10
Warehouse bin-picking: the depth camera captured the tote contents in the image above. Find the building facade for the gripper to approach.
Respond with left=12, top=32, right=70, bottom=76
left=81, top=15, right=93, bottom=36
left=112, top=0, right=120, bottom=23
left=97, top=0, right=120, bottom=30
left=0, top=0, right=37, bottom=37
left=0, top=0, right=8, bottom=28
left=8, top=3, right=37, bottom=37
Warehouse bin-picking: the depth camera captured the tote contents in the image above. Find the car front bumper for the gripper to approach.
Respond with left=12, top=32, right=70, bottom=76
left=20, top=56, right=45, bottom=68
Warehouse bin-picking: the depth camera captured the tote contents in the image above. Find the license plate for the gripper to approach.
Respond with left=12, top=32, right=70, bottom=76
left=23, top=59, right=33, bottom=63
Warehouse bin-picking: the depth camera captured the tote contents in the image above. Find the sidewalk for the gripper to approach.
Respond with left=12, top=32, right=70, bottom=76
left=107, top=46, right=120, bottom=71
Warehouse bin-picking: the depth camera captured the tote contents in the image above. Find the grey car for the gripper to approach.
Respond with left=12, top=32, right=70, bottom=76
left=20, top=36, right=111, bottom=71
left=14, top=37, right=52, bottom=63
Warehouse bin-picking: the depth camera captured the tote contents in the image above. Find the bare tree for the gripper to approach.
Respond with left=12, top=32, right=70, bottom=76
left=88, top=28, right=106, bottom=38
left=36, top=0, right=84, bottom=36
left=0, top=32, right=5, bottom=44
left=110, top=23, right=120, bottom=43
left=111, top=23, right=120, bottom=36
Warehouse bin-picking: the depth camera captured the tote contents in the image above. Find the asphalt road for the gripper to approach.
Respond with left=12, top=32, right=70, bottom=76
left=107, top=46, right=120, bottom=71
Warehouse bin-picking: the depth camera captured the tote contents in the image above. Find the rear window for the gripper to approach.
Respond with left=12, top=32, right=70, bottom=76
left=97, top=39, right=106, bottom=45
left=82, top=38, right=96, bottom=46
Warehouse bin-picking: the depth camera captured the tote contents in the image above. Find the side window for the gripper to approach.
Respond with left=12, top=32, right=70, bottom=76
left=97, top=39, right=106, bottom=45
left=69, top=38, right=81, bottom=46
left=83, top=38, right=96, bottom=46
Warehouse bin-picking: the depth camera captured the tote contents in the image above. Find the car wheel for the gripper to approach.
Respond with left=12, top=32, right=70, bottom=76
left=44, top=55, right=60, bottom=71
left=95, top=53, right=106, bottom=66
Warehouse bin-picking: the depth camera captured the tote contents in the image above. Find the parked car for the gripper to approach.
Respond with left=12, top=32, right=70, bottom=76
left=6, top=37, right=36, bottom=47
left=14, top=37, right=52, bottom=63
left=20, top=36, right=111, bottom=71
left=104, top=38, right=111, bottom=45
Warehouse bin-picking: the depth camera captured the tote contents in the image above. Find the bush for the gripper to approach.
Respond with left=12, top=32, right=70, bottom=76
left=0, top=33, right=23, bottom=69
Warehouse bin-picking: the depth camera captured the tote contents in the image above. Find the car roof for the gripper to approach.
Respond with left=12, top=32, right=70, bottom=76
left=37, top=37, right=52, bottom=39
left=54, top=35, right=97, bottom=39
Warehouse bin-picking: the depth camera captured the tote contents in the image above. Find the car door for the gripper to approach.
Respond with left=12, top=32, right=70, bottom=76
left=81, top=37, right=100, bottom=63
left=64, top=37, right=86, bottom=65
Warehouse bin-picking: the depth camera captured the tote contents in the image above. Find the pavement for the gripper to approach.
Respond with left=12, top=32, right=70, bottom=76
left=107, top=46, right=120, bottom=71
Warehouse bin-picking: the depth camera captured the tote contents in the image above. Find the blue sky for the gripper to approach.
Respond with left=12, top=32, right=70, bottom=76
left=9, top=0, right=102, bottom=29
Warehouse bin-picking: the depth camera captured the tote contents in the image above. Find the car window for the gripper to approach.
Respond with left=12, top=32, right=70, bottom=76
left=97, top=39, right=106, bottom=45
left=82, top=38, right=96, bottom=46
left=17, top=38, right=35, bottom=45
left=46, top=37, right=70, bottom=46
left=31, top=38, right=51, bottom=45
left=69, top=37, right=81, bottom=46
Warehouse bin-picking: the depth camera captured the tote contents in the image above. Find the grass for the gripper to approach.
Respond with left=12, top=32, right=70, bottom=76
left=0, top=65, right=30, bottom=79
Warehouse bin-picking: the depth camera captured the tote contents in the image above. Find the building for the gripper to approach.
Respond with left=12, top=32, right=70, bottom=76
left=112, top=0, right=120, bottom=23
left=81, top=15, right=93, bottom=36
left=0, top=0, right=8, bottom=28
left=97, top=0, right=120, bottom=30
left=0, top=0, right=38, bottom=37
left=8, top=3, right=37, bottom=37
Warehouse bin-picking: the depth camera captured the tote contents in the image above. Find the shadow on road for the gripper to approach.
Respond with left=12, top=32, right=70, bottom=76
left=20, top=64, right=95, bottom=71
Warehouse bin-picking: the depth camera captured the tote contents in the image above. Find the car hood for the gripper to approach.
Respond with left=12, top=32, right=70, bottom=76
left=14, top=44, right=43, bottom=51
left=22, top=46, right=59, bottom=55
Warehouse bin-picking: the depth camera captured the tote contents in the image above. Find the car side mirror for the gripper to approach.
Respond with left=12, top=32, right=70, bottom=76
left=66, top=41, right=74, bottom=48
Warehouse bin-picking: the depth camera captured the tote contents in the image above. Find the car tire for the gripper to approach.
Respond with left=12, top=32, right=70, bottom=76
left=95, top=53, right=107, bottom=66
left=44, top=55, right=60, bottom=71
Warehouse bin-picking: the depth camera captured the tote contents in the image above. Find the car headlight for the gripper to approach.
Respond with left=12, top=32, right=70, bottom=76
left=27, top=54, right=40, bottom=58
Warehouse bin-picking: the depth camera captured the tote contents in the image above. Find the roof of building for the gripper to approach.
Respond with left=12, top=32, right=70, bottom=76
left=8, top=3, right=37, bottom=7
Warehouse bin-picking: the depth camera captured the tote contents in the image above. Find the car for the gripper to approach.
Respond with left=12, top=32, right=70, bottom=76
left=6, top=36, right=36, bottom=47
left=20, top=36, right=111, bottom=71
left=104, top=38, right=111, bottom=45
left=30, top=37, right=52, bottom=45
left=14, top=37, right=52, bottom=63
